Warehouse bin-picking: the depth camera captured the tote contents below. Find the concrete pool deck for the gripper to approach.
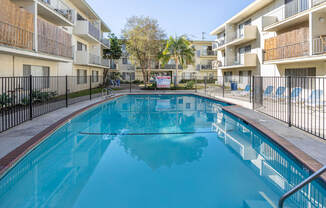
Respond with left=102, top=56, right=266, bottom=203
left=0, top=92, right=325, bottom=180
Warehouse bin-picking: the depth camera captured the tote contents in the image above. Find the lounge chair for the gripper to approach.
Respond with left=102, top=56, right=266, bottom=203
left=290, top=87, right=302, bottom=103
left=305, top=90, right=325, bottom=108
left=271, top=86, right=286, bottom=100
left=263, top=86, right=273, bottom=98
left=232, top=84, right=250, bottom=96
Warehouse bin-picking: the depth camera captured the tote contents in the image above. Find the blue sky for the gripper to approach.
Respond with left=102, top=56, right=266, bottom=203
left=87, top=0, right=254, bottom=40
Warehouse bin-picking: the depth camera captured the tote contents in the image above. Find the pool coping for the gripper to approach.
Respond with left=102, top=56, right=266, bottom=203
left=0, top=92, right=325, bottom=185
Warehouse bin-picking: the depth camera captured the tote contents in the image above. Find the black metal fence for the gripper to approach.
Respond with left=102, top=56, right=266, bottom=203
left=2, top=74, right=325, bottom=141
left=253, top=76, right=326, bottom=140
left=0, top=75, right=106, bottom=133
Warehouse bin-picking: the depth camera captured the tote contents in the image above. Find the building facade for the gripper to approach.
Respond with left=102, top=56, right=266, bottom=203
left=111, top=40, right=217, bottom=82
left=0, top=0, right=110, bottom=81
left=210, top=0, right=326, bottom=79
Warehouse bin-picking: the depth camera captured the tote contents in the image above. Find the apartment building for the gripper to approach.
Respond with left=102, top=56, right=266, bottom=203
left=0, top=0, right=110, bottom=80
left=210, top=0, right=326, bottom=79
left=111, top=40, right=217, bottom=81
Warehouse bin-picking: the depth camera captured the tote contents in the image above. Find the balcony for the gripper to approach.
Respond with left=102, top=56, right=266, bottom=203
left=226, top=25, right=257, bottom=46
left=0, top=21, right=33, bottom=50
left=38, top=35, right=73, bottom=58
left=264, top=41, right=309, bottom=62
left=75, top=51, right=110, bottom=68
left=313, top=0, right=326, bottom=6
left=101, top=38, right=110, bottom=48
left=159, top=64, right=183, bottom=70
left=37, top=0, right=74, bottom=26
left=74, top=20, right=100, bottom=43
left=200, top=50, right=217, bottom=57
left=197, top=65, right=213, bottom=70
left=221, top=53, right=257, bottom=69
left=213, top=40, right=225, bottom=51
left=263, top=0, right=309, bottom=31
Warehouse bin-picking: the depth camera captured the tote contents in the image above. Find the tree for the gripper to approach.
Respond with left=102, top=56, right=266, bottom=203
left=161, top=35, right=195, bottom=85
left=122, top=16, right=166, bottom=87
left=103, top=33, right=123, bottom=81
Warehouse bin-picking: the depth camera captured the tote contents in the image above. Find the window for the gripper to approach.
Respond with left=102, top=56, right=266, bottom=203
left=122, top=58, right=128, bottom=65
left=23, top=65, right=50, bottom=89
left=77, top=69, right=87, bottom=84
left=92, top=70, right=99, bottom=83
left=77, top=42, right=87, bottom=51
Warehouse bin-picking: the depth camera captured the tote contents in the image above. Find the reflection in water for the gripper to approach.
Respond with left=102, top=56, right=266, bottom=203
left=212, top=112, right=326, bottom=208
left=119, top=135, right=208, bottom=169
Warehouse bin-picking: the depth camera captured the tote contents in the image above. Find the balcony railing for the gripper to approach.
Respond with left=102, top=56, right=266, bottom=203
left=313, top=0, right=326, bottom=6
left=200, top=65, right=213, bottom=70
left=159, top=64, right=183, bottom=69
left=263, top=0, right=309, bottom=28
left=312, top=37, right=326, bottom=55
left=38, top=35, right=73, bottom=58
left=39, top=0, right=74, bottom=23
left=101, top=58, right=110, bottom=67
left=88, top=21, right=100, bottom=41
left=264, top=41, right=309, bottom=61
left=101, top=38, right=110, bottom=48
left=0, top=21, right=33, bottom=50
left=228, top=25, right=257, bottom=44
left=74, top=20, right=100, bottom=42
left=201, top=50, right=217, bottom=56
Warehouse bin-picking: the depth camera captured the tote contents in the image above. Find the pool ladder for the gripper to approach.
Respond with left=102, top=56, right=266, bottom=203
left=278, top=165, right=326, bottom=208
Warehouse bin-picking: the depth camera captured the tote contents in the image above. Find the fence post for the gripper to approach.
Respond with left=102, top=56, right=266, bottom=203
left=288, top=76, right=292, bottom=127
left=249, top=75, right=252, bottom=103
left=195, top=75, right=197, bottom=93
left=129, top=73, right=132, bottom=93
left=222, top=76, right=225, bottom=97
left=89, top=75, right=92, bottom=100
left=204, top=76, right=207, bottom=95
left=252, top=76, right=255, bottom=110
left=65, top=75, right=68, bottom=107
left=29, top=75, right=33, bottom=120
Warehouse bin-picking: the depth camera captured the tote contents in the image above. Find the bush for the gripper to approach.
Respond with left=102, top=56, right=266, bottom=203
left=185, top=81, right=195, bottom=89
left=21, top=90, right=58, bottom=105
left=0, top=93, right=13, bottom=107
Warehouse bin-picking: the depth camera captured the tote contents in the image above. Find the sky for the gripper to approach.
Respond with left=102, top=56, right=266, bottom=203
left=87, top=0, right=255, bottom=40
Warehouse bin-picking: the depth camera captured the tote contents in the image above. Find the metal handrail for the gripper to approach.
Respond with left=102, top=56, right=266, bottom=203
left=279, top=165, right=326, bottom=208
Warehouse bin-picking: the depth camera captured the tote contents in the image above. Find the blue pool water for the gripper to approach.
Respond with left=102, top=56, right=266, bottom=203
left=0, top=94, right=325, bottom=208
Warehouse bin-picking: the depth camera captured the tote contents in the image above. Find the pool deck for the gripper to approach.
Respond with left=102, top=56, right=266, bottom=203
left=0, top=92, right=325, bottom=181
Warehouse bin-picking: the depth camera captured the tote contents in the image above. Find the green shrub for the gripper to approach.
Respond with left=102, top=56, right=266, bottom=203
left=185, top=81, right=195, bottom=89
left=0, top=93, right=12, bottom=107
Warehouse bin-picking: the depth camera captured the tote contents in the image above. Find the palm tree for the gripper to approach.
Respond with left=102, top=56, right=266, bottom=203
left=161, top=36, right=195, bottom=86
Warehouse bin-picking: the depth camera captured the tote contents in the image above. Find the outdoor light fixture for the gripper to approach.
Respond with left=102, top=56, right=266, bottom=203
left=319, top=17, right=325, bottom=23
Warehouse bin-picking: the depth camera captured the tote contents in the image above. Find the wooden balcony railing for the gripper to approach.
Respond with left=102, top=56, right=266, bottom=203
left=38, top=35, right=73, bottom=58
left=264, top=41, right=309, bottom=61
left=0, top=21, right=34, bottom=50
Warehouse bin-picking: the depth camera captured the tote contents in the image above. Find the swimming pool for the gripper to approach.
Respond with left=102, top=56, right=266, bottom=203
left=0, top=94, right=325, bottom=208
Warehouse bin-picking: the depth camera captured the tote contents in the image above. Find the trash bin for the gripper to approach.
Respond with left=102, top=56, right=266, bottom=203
left=230, top=82, right=238, bottom=91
